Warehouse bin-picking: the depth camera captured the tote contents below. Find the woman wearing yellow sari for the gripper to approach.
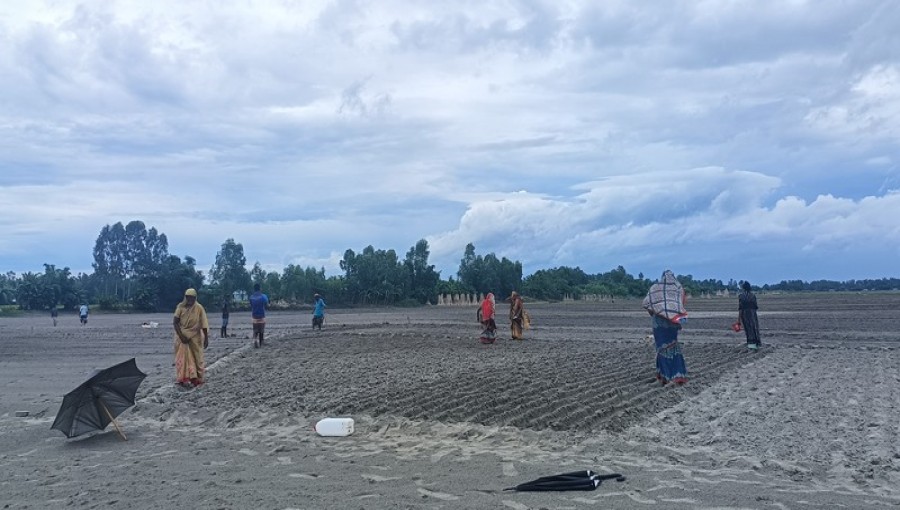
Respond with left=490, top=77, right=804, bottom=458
left=508, top=291, right=527, bottom=340
left=173, top=288, right=210, bottom=387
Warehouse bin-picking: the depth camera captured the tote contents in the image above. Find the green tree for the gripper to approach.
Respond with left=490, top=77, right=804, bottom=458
left=0, top=271, right=17, bottom=305
left=263, top=271, right=282, bottom=301
left=404, top=239, right=440, bottom=304
left=14, top=272, right=41, bottom=310
left=523, top=266, right=589, bottom=300
left=341, top=245, right=406, bottom=304
left=125, top=221, right=168, bottom=278
left=13, top=265, right=80, bottom=310
left=92, top=220, right=169, bottom=303
left=250, top=262, right=267, bottom=288
left=456, top=243, right=522, bottom=298
left=92, top=222, right=127, bottom=299
left=157, top=255, right=204, bottom=310
left=209, top=239, right=251, bottom=301
left=457, top=243, right=479, bottom=292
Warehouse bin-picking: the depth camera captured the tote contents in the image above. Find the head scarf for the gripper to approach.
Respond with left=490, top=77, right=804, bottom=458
left=481, top=293, right=495, bottom=320
left=180, top=288, right=198, bottom=307
left=642, top=270, right=687, bottom=321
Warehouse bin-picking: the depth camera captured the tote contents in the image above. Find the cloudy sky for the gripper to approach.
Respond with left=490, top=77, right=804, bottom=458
left=1, top=1, right=898, bottom=285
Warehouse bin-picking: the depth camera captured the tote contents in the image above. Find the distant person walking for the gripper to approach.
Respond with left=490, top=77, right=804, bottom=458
left=50, top=306, right=58, bottom=327
left=478, top=293, right=497, bottom=344
left=220, top=301, right=230, bottom=338
left=249, top=284, right=269, bottom=348
left=173, top=288, right=210, bottom=388
left=78, top=304, right=89, bottom=325
left=312, top=293, right=326, bottom=330
left=642, top=270, right=689, bottom=386
left=508, top=291, right=527, bottom=340
left=738, top=281, right=761, bottom=351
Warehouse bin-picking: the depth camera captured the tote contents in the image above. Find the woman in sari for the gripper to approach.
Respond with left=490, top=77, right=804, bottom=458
left=478, top=293, right=497, bottom=344
left=738, top=281, right=761, bottom=351
left=642, top=270, right=688, bottom=386
left=508, top=291, right=526, bottom=340
left=173, top=288, right=210, bottom=387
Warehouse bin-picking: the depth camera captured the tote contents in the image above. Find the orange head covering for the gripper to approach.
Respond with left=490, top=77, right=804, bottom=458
left=481, top=293, right=495, bottom=320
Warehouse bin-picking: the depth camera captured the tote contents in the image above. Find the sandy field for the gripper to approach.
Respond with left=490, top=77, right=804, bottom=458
left=1, top=293, right=900, bottom=509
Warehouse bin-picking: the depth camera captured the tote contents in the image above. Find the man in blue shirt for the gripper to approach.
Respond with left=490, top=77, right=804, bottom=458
left=249, top=284, right=269, bottom=348
left=312, top=293, right=326, bottom=330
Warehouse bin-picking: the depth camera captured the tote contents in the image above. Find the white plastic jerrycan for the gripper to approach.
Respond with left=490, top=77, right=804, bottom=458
left=315, top=417, right=354, bottom=437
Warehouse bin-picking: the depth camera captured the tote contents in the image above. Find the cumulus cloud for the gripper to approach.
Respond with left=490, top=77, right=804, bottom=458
left=428, top=168, right=900, bottom=280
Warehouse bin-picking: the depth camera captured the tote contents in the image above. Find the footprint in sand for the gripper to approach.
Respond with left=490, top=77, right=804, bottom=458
left=361, top=474, right=402, bottom=482
left=417, top=488, right=459, bottom=501
left=287, top=473, right=318, bottom=479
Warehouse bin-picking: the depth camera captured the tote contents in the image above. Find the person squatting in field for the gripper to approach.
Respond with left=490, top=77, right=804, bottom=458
left=312, top=293, right=326, bottom=330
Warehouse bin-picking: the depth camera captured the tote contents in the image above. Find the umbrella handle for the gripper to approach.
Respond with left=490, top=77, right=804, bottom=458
left=100, top=401, right=127, bottom=441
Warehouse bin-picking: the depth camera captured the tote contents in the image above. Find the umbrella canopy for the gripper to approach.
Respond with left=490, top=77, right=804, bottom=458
left=51, top=358, right=146, bottom=439
left=505, top=470, right=625, bottom=492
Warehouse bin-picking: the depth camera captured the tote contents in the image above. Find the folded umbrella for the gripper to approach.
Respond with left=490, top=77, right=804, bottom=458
left=51, top=358, right=147, bottom=440
left=504, top=470, right=625, bottom=492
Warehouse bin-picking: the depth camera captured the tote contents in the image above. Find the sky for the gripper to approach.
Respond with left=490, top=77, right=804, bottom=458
left=1, top=1, right=899, bottom=286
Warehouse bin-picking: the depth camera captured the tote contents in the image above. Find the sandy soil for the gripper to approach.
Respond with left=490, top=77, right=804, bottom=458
left=1, top=293, right=899, bottom=509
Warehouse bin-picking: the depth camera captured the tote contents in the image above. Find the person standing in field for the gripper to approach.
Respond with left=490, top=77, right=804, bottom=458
left=642, top=270, right=689, bottom=386
left=738, top=281, right=761, bottom=351
left=508, top=291, right=527, bottom=340
left=249, top=283, right=269, bottom=348
left=78, top=303, right=89, bottom=325
left=478, top=292, right=497, bottom=344
left=220, top=301, right=230, bottom=338
left=50, top=306, right=58, bottom=327
left=312, top=293, right=326, bottom=330
left=173, top=288, right=210, bottom=388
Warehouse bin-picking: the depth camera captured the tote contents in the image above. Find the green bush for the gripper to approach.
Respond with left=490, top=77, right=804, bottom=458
left=0, top=304, right=22, bottom=317
left=97, top=296, right=127, bottom=311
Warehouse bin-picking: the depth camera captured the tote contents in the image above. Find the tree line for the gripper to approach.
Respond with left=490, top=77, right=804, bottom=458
left=1, top=219, right=897, bottom=312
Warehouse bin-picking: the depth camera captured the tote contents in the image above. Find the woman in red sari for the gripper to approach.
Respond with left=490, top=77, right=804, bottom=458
left=479, top=293, right=497, bottom=344
left=173, top=288, right=210, bottom=387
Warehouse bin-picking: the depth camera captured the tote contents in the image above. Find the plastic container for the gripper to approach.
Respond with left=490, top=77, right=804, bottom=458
left=315, top=417, right=354, bottom=437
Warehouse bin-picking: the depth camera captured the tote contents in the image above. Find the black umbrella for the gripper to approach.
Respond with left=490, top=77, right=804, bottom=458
left=504, top=470, right=625, bottom=492
left=51, top=358, right=147, bottom=440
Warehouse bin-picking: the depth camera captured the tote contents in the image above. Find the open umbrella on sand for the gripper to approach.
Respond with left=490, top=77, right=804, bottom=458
left=51, top=358, right=146, bottom=441
left=504, top=470, right=625, bottom=492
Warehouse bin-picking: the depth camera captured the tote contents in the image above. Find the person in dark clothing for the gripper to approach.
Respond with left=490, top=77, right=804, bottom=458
left=738, top=281, right=761, bottom=351
left=221, top=301, right=230, bottom=338
left=312, top=293, right=326, bottom=330
left=249, top=284, right=269, bottom=348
